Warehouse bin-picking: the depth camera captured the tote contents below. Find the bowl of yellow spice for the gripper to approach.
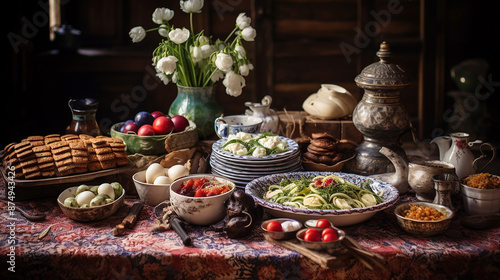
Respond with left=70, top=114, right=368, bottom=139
left=394, top=202, right=454, bottom=236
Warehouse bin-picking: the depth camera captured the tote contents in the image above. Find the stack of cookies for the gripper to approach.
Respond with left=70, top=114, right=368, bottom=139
left=303, top=132, right=357, bottom=166
left=2, top=134, right=130, bottom=179
left=109, top=141, right=129, bottom=166
left=11, top=141, right=40, bottom=179
left=33, top=145, right=55, bottom=177
left=68, top=140, right=89, bottom=174
left=80, top=134, right=101, bottom=172
left=91, top=137, right=117, bottom=170
left=49, top=139, right=76, bottom=176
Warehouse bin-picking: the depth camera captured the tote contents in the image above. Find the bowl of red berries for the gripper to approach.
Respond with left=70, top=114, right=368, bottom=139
left=170, top=174, right=235, bottom=226
left=261, top=218, right=303, bottom=240
left=296, top=219, right=345, bottom=251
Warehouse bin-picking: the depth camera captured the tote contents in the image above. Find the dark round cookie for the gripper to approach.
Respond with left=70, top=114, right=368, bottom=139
left=310, top=139, right=338, bottom=150
left=307, top=145, right=338, bottom=157
left=311, top=132, right=337, bottom=141
left=303, top=152, right=321, bottom=162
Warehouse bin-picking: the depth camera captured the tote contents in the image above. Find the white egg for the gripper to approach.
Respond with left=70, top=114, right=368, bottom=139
left=146, top=163, right=166, bottom=184
left=75, top=191, right=96, bottom=207
left=154, top=176, right=172, bottom=185
left=167, top=164, right=189, bottom=181
left=97, top=183, right=115, bottom=200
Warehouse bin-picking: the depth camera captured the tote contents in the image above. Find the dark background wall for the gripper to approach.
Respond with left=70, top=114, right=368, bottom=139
left=4, top=0, right=500, bottom=149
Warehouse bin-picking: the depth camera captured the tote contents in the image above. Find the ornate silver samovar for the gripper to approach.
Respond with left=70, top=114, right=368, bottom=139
left=345, top=41, right=411, bottom=175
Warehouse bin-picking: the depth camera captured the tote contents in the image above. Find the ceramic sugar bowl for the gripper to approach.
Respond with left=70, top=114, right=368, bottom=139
left=245, top=95, right=280, bottom=134
left=302, top=84, right=357, bottom=120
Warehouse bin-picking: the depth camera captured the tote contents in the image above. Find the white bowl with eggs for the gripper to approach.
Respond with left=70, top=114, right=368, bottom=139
left=132, top=163, right=189, bottom=206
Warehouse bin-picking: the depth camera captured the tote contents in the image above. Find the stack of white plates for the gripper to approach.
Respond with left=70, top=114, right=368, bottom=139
left=210, top=136, right=303, bottom=188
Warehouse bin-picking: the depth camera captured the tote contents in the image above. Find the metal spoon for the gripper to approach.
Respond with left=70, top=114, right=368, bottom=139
left=15, top=206, right=46, bottom=221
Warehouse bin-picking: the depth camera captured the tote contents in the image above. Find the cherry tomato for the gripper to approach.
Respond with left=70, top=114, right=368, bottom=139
left=303, top=228, right=322, bottom=242
left=316, top=219, right=331, bottom=228
left=266, top=220, right=283, bottom=232
left=321, top=228, right=338, bottom=241
left=321, top=227, right=336, bottom=237
left=322, top=233, right=338, bottom=242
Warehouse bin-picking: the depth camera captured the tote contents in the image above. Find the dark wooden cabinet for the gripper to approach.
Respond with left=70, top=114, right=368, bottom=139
left=5, top=0, right=500, bottom=148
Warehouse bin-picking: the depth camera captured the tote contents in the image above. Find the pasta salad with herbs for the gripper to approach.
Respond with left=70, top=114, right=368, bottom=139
left=264, top=174, right=384, bottom=210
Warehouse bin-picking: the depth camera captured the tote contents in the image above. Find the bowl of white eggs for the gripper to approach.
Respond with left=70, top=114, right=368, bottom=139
left=132, top=163, right=190, bottom=206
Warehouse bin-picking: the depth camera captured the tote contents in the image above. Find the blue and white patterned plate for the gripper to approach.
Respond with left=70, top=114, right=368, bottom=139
left=212, top=160, right=303, bottom=180
left=212, top=149, right=301, bottom=166
left=210, top=152, right=301, bottom=171
left=245, top=171, right=399, bottom=226
left=212, top=135, right=299, bottom=162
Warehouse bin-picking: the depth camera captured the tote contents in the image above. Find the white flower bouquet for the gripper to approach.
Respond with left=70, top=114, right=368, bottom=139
left=129, top=0, right=256, bottom=97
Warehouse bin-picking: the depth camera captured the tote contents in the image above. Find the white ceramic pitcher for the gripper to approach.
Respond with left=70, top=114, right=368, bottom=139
left=431, top=132, right=496, bottom=179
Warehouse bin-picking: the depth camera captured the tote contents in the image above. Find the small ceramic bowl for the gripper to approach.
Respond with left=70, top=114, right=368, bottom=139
left=57, top=186, right=125, bottom=222
left=261, top=218, right=303, bottom=240
left=170, top=174, right=235, bottom=226
left=408, top=160, right=456, bottom=202
left=394, top=202, right=454, bottom=236
left=296, top=227, right=345, bottom=251
left=132, top=169, right=170, bottom=206
left=214, top=115, right=263, bottom=138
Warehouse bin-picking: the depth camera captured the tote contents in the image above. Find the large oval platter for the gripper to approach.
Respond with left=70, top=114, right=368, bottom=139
left=245, top=171, right=399, bottom=226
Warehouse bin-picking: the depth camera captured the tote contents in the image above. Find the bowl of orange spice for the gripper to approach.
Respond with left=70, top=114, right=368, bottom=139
left=394, top=202, right=454, bottom=236
left=461, top=173, right=500, bottom=215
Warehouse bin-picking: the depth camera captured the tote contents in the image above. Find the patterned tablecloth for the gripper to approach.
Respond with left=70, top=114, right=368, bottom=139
left=0, top=187, right=499, bottom=280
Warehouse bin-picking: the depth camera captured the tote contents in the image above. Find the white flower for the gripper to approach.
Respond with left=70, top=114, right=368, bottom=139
left=223, top=71, right=246, bottom=97
left=129, top=26, right=146, bottom=43
left=215, top=53, right=233, bottom=72
left=156, top=56, right=178, bottom=74
left=152, top=8, right=174, bottom=24
left=172, top=71, right=178, bottom=83
left=211, top=70, right=224, bottom=82
left=236, top=13, right=251, bottom=29
left=169, top=28, right=190, bottom=44
left=241, top=27, right=256, bottom=41
left=200, top=44, right=215, bottom=59
left=156, top=73, right=170, bottom=85
left=239, top=64, right=251, bottom=76
left=152, top=56, right=159, bottom=66
left=190, top=46, right=203, bottom=62
left=158, top=25, right=169, bottom=37
left=180, top=0, right=204, bottom=13
left=198, top=35, right=209, bottom=45
left=234, top=45, right=246, bottom=59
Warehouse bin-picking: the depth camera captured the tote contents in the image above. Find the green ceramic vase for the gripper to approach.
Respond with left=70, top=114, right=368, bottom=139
left=168, top=85, right=223, bottom=139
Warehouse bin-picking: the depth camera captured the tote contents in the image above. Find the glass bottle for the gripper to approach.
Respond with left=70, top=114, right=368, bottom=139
left=66, top=98, right=100, bottom=136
